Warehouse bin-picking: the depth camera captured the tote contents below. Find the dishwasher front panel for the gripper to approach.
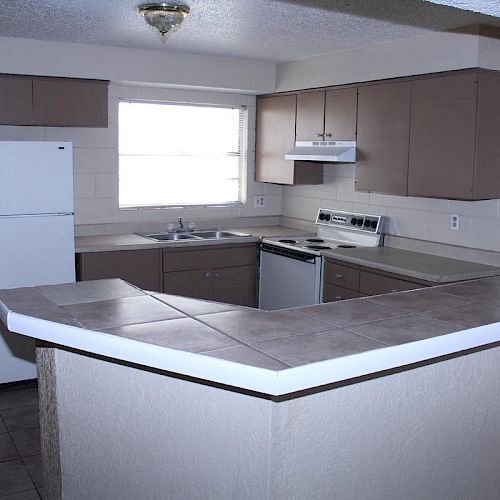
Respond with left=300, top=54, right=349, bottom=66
left=258, top=249, right=322, bottom=311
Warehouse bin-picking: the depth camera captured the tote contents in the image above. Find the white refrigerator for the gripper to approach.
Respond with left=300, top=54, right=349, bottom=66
left=0, top=141, right=75, bottom=383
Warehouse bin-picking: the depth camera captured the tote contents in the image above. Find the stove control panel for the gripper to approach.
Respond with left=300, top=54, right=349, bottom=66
left=316, top=209, right=384, bottom=233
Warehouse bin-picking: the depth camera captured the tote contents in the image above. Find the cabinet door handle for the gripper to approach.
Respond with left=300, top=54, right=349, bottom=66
left=335, top=295, right=343, bottom=300
left=204, top=271, right=211, bottom=278
left=390, top=288, right=399, bottom=293
left=214, top=272, right=219, bottom=279
left=317, top=133, right=324, bottom=138
left=325, top=133, right=332, bottom=138
left=335, top=273, right=343, bottom=279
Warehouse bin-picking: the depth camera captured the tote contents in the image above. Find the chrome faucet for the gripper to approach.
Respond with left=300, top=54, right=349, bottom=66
left=176, top=217, right=184, bottom=231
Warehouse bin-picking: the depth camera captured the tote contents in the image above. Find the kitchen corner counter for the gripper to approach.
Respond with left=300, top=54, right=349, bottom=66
left=3, top=277, right=500, bottom=397
left=323, top=246, right=500, bottom=283
left=74, top=225, right=308, bottom=253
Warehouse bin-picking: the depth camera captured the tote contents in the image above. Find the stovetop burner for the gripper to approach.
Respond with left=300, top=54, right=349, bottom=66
left=305, top=245, right=332, bottom=250
left=305, top=238, right=324, bottom=243
left=278, top=239, right=298, bottom=244
left=337, top=245, right=356, bottom=248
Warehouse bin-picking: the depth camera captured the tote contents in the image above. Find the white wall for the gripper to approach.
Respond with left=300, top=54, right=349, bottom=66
left=0, top=84, right=282, bottom=231
left=0, top=36, right=276, bottom=94
left=48, top=342, right=500, bottom=499
left=275, top=30, right=481, bottom=92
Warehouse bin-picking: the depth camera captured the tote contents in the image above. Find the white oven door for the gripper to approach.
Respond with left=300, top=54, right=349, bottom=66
left=258, top=247, right=321, bottom=311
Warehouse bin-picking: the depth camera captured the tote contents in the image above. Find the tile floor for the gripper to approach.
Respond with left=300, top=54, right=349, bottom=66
left=0, top=381, right=44, bottom=499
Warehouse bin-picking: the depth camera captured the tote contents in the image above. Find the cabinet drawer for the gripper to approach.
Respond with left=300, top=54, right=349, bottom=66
left=323, top=260, right=359, bottom=291
left=163, top=244, right=256, bottom=272
left=359, top=271, right=423, bottom=296
left=323, top=283, right=359, bottom=302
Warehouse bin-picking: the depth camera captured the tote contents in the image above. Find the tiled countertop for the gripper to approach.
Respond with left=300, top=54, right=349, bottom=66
left=75, top=226, right=310, bottom=253
left=323, top=246, right=500, bottom=283
left=3, top=278, right=500, bottom=397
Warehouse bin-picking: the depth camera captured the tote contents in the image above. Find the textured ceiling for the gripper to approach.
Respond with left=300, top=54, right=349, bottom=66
left=0, top=0, right=498, bottom=63
left=423, top=0, right=500, bottom=17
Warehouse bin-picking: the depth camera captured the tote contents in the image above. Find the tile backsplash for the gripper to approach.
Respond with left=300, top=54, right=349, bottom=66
left=282, top=163, right=500, bottom=254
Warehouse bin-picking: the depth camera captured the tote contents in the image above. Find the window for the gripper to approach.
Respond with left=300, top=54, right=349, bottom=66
left=118, top=100, right=245, bottom=208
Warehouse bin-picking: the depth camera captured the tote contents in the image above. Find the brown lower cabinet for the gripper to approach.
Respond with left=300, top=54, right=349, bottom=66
left=77, top=249, right=162, bottom=292
left=77, top=243, right=258, bottom=307
left=162, top=243, right=258, bottom=307
left=322, top=257, right=434, bottom=302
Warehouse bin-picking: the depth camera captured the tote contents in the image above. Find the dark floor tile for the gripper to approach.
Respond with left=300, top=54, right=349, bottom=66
left=0, top=388, right=38, bottom=412
left=36, top=489, right=44, bottom=500
left=10, top=429, right=40, bottom=458
left=1, top=489, right=40, bottom=499
left=202, top=345, right=289, bottom=370
left=1, top=406, right=39, bottom=433
left=22, top=455, right=43, bottom=489
left=250, top=329, right=385, bottom=367
left=0, top=416, right=6, bottom=434
left=0, top=434, right=19, bottom=462
left=0, top=460, right=35, bottom=496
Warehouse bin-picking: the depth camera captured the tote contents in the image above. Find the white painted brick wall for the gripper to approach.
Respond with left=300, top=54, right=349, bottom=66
left=0, top=84, right=281, bottom=231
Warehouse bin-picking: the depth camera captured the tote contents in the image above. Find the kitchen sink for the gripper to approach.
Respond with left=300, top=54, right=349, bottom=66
left=143, top=233, right=199, bottom=241
left=191, top=231, right=244, bottom=239
left=139, top=230, right=248, bottom=242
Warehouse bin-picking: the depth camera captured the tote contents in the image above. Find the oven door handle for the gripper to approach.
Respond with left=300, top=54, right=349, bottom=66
left=260, top=244, right=317, bottom=263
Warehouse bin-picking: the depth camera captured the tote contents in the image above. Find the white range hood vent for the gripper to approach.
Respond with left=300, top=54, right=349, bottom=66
left=285, top=140, right=356, bottom=163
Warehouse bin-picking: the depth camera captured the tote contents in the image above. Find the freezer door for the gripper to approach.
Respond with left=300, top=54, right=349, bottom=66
left=0, top=214, right=75, bottom=289
left=0, top=141, right=73, bottom=215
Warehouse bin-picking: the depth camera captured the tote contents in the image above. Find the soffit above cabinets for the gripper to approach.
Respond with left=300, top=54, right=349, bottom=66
left=0, top=1, right=498, bottom=63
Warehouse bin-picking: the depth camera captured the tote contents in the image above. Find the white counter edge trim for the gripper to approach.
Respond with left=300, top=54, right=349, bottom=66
left=7, top=310, right=500, bottom=396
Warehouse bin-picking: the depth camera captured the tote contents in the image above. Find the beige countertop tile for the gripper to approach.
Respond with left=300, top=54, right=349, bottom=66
left=75, top=226, right=307, bottom=253
left=3, top=277, right=500, bottom=396
left=323, top=246, right=500, bottom=283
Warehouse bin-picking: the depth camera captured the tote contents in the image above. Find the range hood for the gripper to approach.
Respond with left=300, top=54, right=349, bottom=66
left=285, top=140, right=356, bottom=163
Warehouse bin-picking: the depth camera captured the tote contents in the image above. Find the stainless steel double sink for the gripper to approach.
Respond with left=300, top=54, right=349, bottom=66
left=139, top=230, right=247, bottom=242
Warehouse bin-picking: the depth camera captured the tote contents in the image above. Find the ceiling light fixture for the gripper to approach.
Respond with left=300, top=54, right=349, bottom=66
left=138, top=3, right=190, bottom=40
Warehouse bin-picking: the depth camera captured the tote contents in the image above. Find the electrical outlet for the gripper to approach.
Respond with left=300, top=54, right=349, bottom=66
left=254, top=195, right=265, bottom=208
left=450, top=213, right=460, bottom=231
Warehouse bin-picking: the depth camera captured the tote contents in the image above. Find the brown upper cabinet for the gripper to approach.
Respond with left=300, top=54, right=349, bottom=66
left=0, top=75, right=33, bottom=125
left=256, top=94, right=322, bottom=185
left=408, top=71, right=500, bottom=200
left=33, top=78, right=108, bottom=127
left=0, top=74, right=108, bottom=127
left=296, top=88, right=357, bottom=141
left=356, top=70, right=500, bottom=200
left=356, top=81, right=412, bottom=196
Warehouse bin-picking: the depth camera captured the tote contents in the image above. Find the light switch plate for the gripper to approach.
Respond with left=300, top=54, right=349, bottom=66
left=254, top=195, right=265, bottom=208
